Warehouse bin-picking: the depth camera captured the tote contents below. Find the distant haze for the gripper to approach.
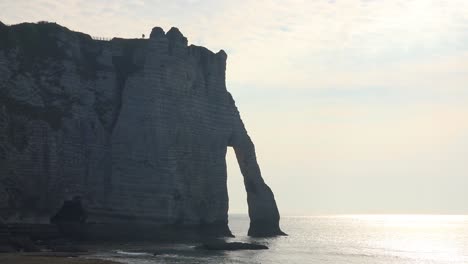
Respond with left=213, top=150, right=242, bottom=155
left=2, top=0, right=468, bottom=215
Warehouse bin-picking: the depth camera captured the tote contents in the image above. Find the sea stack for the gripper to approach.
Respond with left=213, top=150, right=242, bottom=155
left=0, top=22, right=285, bottom=238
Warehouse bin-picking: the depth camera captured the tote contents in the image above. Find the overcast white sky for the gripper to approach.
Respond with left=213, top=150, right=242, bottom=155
left=2, top=0, right=468, bottom=215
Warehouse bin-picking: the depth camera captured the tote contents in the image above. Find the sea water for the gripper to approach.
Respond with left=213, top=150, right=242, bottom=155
left=91, top=215, right=468, bottom=264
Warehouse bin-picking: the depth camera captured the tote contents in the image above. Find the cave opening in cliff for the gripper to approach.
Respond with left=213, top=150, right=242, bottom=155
left=226, top=147, right=248, bottom=225
left=49, top=196, right=87, bottom=239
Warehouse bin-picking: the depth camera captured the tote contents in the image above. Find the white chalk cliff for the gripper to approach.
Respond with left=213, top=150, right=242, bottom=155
left=0, top=22, right=285, bottom=237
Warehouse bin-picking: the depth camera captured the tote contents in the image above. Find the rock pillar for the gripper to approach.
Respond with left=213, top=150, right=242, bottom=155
left=230, top=123, right=286, bottom=237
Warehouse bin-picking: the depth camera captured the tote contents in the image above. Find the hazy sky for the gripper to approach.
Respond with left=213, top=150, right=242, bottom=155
left=2, top=0, right=468, bottom=215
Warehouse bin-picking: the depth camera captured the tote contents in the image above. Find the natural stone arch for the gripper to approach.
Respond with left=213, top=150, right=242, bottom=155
left=228, top=126, right=286, bottom=237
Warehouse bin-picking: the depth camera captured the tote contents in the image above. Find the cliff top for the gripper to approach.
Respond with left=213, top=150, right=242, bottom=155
left=0, top=21, right=226, bottom=58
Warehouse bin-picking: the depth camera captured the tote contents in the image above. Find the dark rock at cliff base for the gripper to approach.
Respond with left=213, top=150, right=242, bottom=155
left=198, top=241, right=268, bottom=251
left=8, top=235, right=40, bottom=252
left=248, top=218, right=288, bottom=237
left=41, top=238, right=86, bottom=253
left=50, top=197, right=87, bottom=240
left=0, top=220, right=10, bottom=243
left=0, top=246, right=16, bottom=253
left=48, top=244, right=88, bottom=253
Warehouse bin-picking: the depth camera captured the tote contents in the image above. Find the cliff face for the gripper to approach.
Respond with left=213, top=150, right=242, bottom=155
left=0, top=22, right=284, bottom=237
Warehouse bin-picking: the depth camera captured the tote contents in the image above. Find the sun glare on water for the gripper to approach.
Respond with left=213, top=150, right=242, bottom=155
left=347, top=214, right=468, bottom=225
left=336, top=215, right=468, bottom=262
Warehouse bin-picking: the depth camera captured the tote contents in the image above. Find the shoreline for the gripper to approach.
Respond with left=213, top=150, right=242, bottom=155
left=0, top=253, right=119, bottom=264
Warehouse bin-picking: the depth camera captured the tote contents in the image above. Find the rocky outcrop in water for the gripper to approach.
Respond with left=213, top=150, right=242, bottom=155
left=198, top=241, right=268, bottom=250
left=0, top=21, right=284, bottom=237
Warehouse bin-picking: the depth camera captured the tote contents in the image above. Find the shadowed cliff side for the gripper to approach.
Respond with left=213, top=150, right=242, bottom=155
left=0, top=21, right=284, bottom=238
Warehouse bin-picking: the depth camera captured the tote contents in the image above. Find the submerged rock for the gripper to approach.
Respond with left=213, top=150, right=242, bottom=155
left=198, top=241, right=268, bottom=250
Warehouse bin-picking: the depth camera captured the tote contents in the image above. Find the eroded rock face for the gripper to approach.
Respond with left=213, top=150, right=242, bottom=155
left=0, top=22, right=284, bottom=237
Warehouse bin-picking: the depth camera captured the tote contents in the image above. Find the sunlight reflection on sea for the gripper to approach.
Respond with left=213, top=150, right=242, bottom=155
left=91, top=215, right=468, bottom=264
